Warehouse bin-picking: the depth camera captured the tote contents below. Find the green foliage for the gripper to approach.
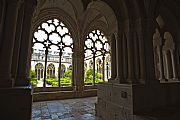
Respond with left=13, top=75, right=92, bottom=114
left=46, top=77, right=72, bottom=87
left=30, top=69, right=37, bottom=87
left=84, top=68, right=103, bottom=85
left=30, top=69, right=36, bottom=78
left=42, top=69, right=72, bottom=87
left=61, top=78, right=71, bottom=86
left=64, top=70, right=72, bottom=78
left=96, top=72, right=102, bottom=79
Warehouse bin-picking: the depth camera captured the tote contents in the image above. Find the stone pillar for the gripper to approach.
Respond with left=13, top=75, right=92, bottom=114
left=177, top=48, right=180, bottom=80
left=138, top=28, right=146, bottom=83
left=134, top=20, right=145, bottom=83
left=126, top=21, right=136, bottom=83
left=15, top=0, right=37, bottom=86
left=164, top=51, right=170, bottom=79
left=115, top=31, right=125, bottom=83
left=102, top=56, right=105, bottom=82
left=11, top=2, right=24, bottom=85
left=122, top=32, right=128, bottom=82
left=0, top=0, right=5, bottom=45
left=157, top=46, right=165, bottom=80
left=73, top=50, right=84, bottom=92
left=0, top=0, right=20, bottom=87
left=133, top=31, right=140, bottom=81
left=152, top=28, right=165, bottom=81
left=36, top=69, right=39, bottom=80
left=143, top=19, right=157, bottom=84
left=162, top=51, right=167, bottom=79
left=170, top=49, right=177, bottom=80
left=108, top=34, right=117, bottom=81
left=158, top=46, right=165, bottom=80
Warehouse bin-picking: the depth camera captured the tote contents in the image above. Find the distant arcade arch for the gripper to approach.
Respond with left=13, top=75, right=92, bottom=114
left=47, top=63, right=55, bottom=78
left=35, top=63, right=44, bottom=80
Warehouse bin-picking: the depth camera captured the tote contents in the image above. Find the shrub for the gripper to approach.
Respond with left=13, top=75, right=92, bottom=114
left=30, top=69, right=37, bottom=87
left=30, top=69, right=36, bottom=78
left=84, top=68, right=103, bottom=85
left=46, top=77, right=72, bottom=87
left=64, top=70, right=72, bottom=78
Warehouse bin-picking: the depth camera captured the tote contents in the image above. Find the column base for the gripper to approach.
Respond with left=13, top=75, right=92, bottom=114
left=74, top=85, right=84, bottom=92
left=160, top=78, right=168, bottom=82
left=108, top=78, right=119, bottom=83
left=171, top=78, right=179, bottom=81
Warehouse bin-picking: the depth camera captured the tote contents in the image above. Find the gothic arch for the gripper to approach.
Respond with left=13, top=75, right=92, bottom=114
left=82, top=0, right=118, bottom=43
left=60, top=64, right=66, bottom=78
left=35, top=63, right=44, bottom=80
left=32, top=8, right=78, bottom=42
left=47, top=63, right=55, bottom=78
left=96, top=58, right=102, bottom=73
left=163, top=32, right=177, bottom=80
left=89, top=60, right=93, bottom=68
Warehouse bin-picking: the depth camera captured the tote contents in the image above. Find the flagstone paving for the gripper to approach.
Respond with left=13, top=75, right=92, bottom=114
left=32, top=97, right=100, bottom=120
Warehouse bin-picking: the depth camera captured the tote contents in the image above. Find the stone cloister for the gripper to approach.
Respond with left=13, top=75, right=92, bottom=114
left=0, top=0, right=180, bottom=120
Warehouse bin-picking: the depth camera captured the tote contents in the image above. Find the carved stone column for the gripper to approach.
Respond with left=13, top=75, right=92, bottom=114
left=115, top=31, right=125, bottom=83
left=15, top=0, right=37, bottom=86
left=73, top=50, right=84, bottom=92
left=170, top=49, right=177, bottom=80
left=122, top=32, right=128, bottom=82
left=0, top=0, right=20, bottom=87
left=0, top=0, right=5, bottom=46
left=143, top=19, right=158, bottom=84
left=125, top=21, right=136, bottom=83
left=11, top=2, right=24, bottom=85
left=177, top=48, right=180, bottom=80
left=108, top=34, right=117, bottom=81
left=164, top=51, right=170, bottom=79
left=138, top=28, right=146, bottom=83
left=153, top=28, right=166, bottom=81
left=158, top=46, right=166, bottom=80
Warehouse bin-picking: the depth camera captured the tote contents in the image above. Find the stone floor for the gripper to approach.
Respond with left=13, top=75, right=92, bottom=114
left=32, top=97, right=99, bottom=120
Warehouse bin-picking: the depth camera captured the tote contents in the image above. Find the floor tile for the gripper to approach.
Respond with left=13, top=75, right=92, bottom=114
left=32, top=97, right=99, bottom=120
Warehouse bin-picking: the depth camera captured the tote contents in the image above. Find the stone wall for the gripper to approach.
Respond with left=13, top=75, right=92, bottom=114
left=96, top=82, right=180, bottom=120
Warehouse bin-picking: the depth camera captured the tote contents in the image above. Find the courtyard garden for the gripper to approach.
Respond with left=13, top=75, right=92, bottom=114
left=30, top=68, right=107, bottom=87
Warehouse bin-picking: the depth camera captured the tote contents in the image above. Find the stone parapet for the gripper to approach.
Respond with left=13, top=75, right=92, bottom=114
left=96, top=82, right=180, bottom=120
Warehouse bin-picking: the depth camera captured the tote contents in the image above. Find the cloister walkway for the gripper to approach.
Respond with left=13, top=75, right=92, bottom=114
left=32, top=97, right=99, bottom=120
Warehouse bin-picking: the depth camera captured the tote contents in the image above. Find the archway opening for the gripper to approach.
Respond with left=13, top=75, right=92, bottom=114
left=84, top=29, right=111, bottom=86
left=31, top=18, right=73, bottom=88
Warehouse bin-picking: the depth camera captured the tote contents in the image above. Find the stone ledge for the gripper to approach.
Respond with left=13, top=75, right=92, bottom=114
left=33, top=89, right=97, bottom=102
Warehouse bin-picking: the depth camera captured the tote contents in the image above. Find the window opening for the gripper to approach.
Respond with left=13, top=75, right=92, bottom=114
left=84, top=30, right=111, bottom=85
left=31, top=18, right=73, bottom=88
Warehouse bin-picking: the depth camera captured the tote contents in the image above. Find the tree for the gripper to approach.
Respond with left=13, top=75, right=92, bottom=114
left=85, top=68, right=102, bottom=81
left=30, top=69, right=36, bottom=78
left=64, top=70, right=72, bottom=78
left=30, top=69, right=37, bottom=87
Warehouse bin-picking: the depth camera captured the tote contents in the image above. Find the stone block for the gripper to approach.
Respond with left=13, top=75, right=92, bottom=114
left=0, top=86, right=33, bottom=120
